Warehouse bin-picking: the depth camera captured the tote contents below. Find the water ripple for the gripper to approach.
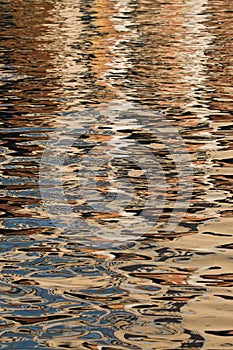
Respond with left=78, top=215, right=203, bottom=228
left=0, top=0, right=232, bottom=349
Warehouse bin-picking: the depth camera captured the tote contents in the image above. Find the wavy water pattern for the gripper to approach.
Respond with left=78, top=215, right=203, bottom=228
left=0, top=0, right=232, bottom=349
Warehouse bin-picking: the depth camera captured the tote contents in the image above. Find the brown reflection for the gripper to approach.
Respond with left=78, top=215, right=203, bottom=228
left=85, top=0, right=119, bottom=100
left=0, top=0, right=62, bottom=127
left=206, top=0, right=233, bottom=115
left=0, top=0, right=62, bottom=235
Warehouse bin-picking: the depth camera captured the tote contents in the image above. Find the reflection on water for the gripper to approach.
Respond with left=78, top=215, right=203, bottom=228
left=0, top=0, right=232, bottom=349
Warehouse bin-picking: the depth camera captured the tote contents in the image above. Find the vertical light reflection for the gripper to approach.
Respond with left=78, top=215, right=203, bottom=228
left=42, top=0, right=136, bottom=111
left=179, top=0, right=214, bottom=115
left=41, top=0, right=85, bottom=112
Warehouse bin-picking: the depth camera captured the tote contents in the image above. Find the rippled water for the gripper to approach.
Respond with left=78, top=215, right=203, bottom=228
left=0, top=0, right=232, bottom=349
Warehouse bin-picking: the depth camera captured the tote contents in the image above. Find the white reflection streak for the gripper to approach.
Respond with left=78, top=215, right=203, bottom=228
left=180, top=0, right=214, bottom=111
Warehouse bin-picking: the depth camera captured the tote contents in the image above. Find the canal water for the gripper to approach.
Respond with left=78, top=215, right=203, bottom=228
left=0, top=0, right=232, bottom=349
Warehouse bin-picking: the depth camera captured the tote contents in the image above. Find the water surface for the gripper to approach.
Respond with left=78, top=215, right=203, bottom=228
left=0, top=0, right=232, bottom=349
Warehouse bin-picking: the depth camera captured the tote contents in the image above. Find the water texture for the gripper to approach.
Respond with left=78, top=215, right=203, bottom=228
left=0, top=0, right=232, bottom=349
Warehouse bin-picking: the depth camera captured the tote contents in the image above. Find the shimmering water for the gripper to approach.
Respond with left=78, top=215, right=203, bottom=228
left=0, top=0, right=232, bottom=349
